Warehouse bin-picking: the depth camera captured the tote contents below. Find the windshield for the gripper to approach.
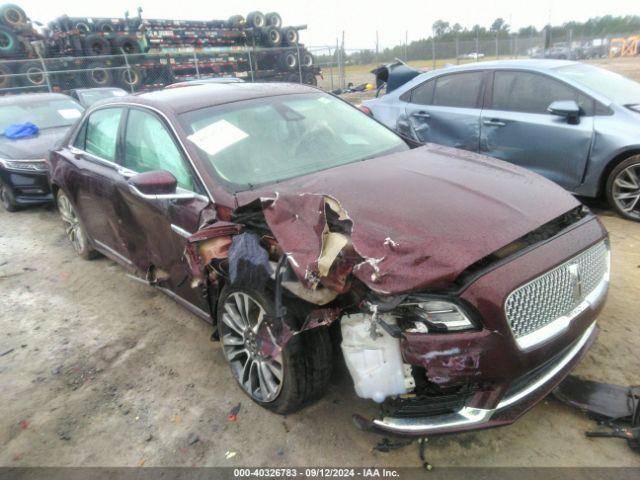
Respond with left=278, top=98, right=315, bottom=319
left=79, top=89, right=127, bottom=106
left=555, top=64, right=640, bottom=106
left=179, top=92, right=409, bottom=190
left=0, top=98, right=83, bottom=132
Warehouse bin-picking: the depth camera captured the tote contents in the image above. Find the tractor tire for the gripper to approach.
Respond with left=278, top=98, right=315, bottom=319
left=282, top=27, right=299, bottom=46
left=265, top=12, right=282, bottom=28
left=246, top=11, right=266, bottom=29
left=0, top=4, right=27, bottom=30
left=263, top=26, right=281, bottom=47
left=84, top=62, right=113, bottom=88
left=19, top=61, right=47, bottom=88
left=84, top=34, right=110, bottom=56
left=0, top=63, right=14, bottom=89
left=0, top=25, right=18, bottom=56
left=114, top=35, right=141, bottom=54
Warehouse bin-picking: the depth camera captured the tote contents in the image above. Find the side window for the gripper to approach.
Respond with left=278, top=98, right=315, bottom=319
left=410, top=79, right=435, bottom=105
left=492, top=71, right=594, bottom=115
left=84, top=108, right=123, bottom=161
left=433, top=72, right=483, bottom=108
left=123, top=109, right=196, bottom=191
left=73, top=121, right=88, bottom=149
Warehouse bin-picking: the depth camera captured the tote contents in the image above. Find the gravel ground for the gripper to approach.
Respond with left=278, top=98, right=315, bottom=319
left=0, top=199, right=639, bottom=468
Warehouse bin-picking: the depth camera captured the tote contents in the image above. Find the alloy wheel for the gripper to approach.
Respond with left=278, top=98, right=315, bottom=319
left=57, top=193, right=87, bottom=254
left=612, top=163, right=640, bottom=219
left=220, top=292, right=284, bottom=403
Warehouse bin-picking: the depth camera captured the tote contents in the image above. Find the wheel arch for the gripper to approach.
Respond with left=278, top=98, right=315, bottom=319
left=599, top=148, right=640, bottom=198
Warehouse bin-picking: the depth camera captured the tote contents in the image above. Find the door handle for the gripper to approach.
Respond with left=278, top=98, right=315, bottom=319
left=483, top=119, right=506, bottom=127
left=411, top=111, right=431, bottom=119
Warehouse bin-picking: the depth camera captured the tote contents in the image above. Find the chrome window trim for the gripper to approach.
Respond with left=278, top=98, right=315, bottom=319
left=70, top=102, right=214, bottom=203
left=371, top=321, right=596, bottom=435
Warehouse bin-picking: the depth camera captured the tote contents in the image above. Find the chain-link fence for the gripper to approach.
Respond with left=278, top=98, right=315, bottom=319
left=0, top=43, right=321, bottom=95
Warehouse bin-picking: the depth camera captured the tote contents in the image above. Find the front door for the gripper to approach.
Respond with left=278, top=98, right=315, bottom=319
left=480, top=70, right=595, bottom=190
left=113, top=107, right=210, bottom=312
left=404, top=70, right=484, bottom=151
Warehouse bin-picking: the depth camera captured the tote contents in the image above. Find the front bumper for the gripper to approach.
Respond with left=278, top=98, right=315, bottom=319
left=0, top=168, right=53, bottom=205
left=354, top=321, right=597, bottom=436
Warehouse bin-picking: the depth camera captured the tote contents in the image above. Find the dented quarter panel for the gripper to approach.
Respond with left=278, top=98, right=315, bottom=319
left=236, top=144, right=580, bottom=294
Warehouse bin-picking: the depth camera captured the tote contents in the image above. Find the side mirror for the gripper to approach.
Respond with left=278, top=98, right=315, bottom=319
left=129, top=170, right=177, bottom=196
left=548, top=100, right=581, bottom=124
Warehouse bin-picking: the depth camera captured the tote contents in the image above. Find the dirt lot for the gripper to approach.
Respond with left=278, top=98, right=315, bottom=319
left=0, top=199, right=639, bottom=467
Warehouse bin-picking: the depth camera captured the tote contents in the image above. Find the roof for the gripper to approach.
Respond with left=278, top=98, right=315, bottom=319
left=123, top=82, right=319, bottom=114
left=0, top=92, right=72, bottom=105
left=437, top=59, right=577, bottom=73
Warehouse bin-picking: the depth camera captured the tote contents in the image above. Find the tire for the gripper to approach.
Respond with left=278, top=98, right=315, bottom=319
left=0, top=63, right=14, bottom=89
left=56, top=190, right=98, bottom=260
left=84, top=62, right=112, bottom=87
left=0, top=180, right=19, bottom=212
left=265, top=12, right=282, bottom=28
left=282, top=27, right=299, bottom=46
left=227, top=15, right=245, bottom=28
left=278, top=51, right=298, bottom=71
left=301, top=51, right=314, bottom=67
left=217, top=285, right=332, bottom=414
left=262, top=26, right=281, bottom=47
left=246, top=11, right=266, bottom=29
left=606, top=155, right=640, bottom=222
left=0, top=25, right=18, bottom=56
left=117, top=65, right=144, bottom=90
left=285, top=73, right=300, bottom=83
left=84, top=34, right=110, bottom=56
left=96, top=20, right=114, bottom=33
left=74, top=21, right=92, bottom=33
left=114, top=35, right=141, bottom=54
left=19, top=61, right=47, bottom=87
left=0, top=4, right=27, bottom=30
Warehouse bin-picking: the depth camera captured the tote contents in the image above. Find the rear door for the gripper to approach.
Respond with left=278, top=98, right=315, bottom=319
left=114, top=107, right=211, bottom=312
left=404, top=71, right=484, bottom=151
left=67, top=107, right=131, bottom=263
left=480, top=70, right=594, bottom=189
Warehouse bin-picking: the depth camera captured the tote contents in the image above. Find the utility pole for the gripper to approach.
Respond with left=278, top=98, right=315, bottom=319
left=405, top=30, right=408, bottom=60
left=431, top=26, right=436, bottom=69
left=375, top=30, right=379, bottom=63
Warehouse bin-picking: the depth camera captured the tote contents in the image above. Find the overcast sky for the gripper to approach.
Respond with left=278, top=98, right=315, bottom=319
left=18, top=0, right=639, bottom=50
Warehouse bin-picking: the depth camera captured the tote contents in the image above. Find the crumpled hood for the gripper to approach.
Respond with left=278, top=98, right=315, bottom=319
left=236, top=144, right=580, bottom=293
left=0, top=126, right=70, bottom=159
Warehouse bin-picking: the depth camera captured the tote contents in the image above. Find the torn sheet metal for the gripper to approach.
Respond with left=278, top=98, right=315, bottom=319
left=256, top=307, right=341, bottom=359
left=185, top=221, right=242, bottom=280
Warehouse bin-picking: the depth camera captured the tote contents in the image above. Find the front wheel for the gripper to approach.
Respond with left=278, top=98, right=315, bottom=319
left=0, top=180, right=19, bottom=212
left=56, top=190, right=98, bottom=260
left=606, top=155, right=640, bottom=221
left=217, top=286, right=332, bottom=414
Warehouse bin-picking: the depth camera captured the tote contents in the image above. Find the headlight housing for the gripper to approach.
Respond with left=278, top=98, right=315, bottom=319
left=0, top=158, right=48, bottom=172
left=399, top=298, right=478, bottom=332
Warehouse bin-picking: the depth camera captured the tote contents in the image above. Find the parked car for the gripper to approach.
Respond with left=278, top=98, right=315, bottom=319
left=49, top=83, right=609, bottom=437
left=68, top=87, right=128, bottom=108
left=363, top=60, right=640, bottom=221
left=0, top=93, right=83, bottom=212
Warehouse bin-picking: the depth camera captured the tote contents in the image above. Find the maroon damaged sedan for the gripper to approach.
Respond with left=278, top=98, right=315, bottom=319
left=48, top=83, right=610, bottom=437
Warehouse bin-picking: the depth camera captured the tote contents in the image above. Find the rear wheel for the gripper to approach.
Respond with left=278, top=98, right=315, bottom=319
left=606, top=155, right=640, bottom=221
left=56, top=190, right=98, bottom=260
left=217, top=286, right=332, bottom=414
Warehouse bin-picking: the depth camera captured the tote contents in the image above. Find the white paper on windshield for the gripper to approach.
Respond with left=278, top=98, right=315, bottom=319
left=187, top=120, right=248, bottom=156
left=58, top=109, right=82, bottom=119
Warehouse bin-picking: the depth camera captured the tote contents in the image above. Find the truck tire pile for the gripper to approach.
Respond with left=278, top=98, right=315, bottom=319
left=0, top=4, right=319, bottom=92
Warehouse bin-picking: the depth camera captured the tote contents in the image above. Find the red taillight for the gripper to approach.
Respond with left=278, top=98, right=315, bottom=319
left=359, top=105, right=373, bottom=116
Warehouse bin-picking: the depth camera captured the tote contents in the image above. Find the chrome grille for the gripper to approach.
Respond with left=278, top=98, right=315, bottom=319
left=505, top=241, right=609, bottom=340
